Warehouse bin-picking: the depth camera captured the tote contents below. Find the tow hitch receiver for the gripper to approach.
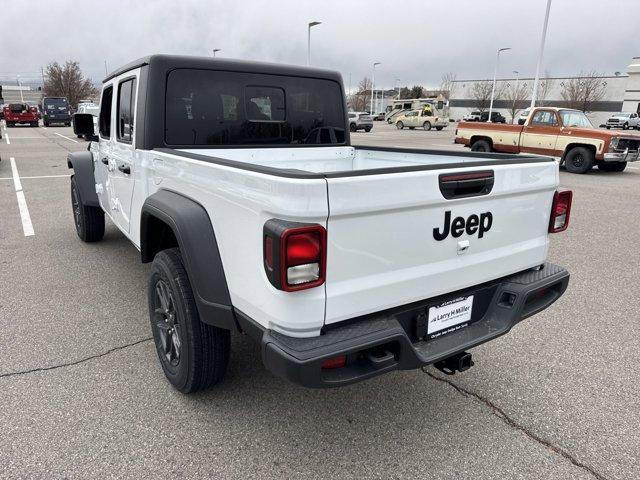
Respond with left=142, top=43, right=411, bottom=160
left=434, top=352, right=474, bottom=375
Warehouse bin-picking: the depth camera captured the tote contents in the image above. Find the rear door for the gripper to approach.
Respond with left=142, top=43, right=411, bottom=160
left=520, top=109, right=561, bottom=156
left=323, top=160, right=558, bottom=324
left=109, top=74, right=138, bottom=233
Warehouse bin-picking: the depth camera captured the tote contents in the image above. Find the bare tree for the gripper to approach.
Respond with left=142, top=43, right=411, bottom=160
left=536, top=71, right=555, bottom=107
left=440, top=72, right=457, bottom=100
left=504, top=80, right=529, bottom=122
left=560, top=71, right=606, bottom=112
left=348, top=76, right=372, bottom=111
left=44, top=61, right=98, bottom=107
left=469, top=81, right=494, bottom=112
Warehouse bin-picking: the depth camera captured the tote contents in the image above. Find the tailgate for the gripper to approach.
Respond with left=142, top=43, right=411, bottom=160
left=324, top=161, right=558, bottom=325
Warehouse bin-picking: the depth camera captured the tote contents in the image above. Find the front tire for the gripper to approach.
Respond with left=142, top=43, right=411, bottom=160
left=70, top=175, right=105, bottom=242
left=149, top=248, right=230, bottom=393
left=471, top=140, right=492, bottom=152
left=623, top=123, right=629, bottom=130
left=364, top=126, right=372, bottom=132
left=423, top=121, right=432, bottom=131
left=598, top=161, right=627, bottom=172
left=435, top=126, right=444, bottom=131
left=564, top=147, right=594, bottom=174
left=349, top=123, right=357, bottom=132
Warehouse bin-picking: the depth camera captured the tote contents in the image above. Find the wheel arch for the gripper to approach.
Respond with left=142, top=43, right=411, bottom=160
left=562, top=142, right=596, bottom=160
left=67, top=151, right=100, bottom=207
left=140, top=190, right=236, bottom=330
left=470, top=135, right=493, bottom=147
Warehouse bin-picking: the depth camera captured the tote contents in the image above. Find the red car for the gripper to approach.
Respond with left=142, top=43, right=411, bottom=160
left=3, top=103, right=39, bottom=127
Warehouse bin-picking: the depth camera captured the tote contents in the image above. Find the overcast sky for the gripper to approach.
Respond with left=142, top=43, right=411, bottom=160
left=1, top=0, right=638, bottom=89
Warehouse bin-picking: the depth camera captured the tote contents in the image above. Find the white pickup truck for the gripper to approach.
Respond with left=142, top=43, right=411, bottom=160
left=69, top=55, right=571, bottom=392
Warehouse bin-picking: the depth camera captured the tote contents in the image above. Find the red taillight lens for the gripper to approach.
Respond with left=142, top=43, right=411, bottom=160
left=263, top=220, right=326, bottom=292
left=549, top=190, right=572, bottom=233
left=321, top=355, right=346, bottom=370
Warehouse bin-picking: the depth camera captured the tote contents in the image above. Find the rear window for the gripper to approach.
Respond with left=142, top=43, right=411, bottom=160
left=165, top=69, right=346, bottom=146
left=9, top=104, right=26, bottom=112
left=44, top=98, right=68, bottom=110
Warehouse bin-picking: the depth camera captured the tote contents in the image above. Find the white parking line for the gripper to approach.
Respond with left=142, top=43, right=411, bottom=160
left=9, top=157, right=35, bottom=237
left=5, top=133, right=9, bottom=144
left=0, top=174, right=71, bottom=180
left=54, top=132, right=78, bottom=143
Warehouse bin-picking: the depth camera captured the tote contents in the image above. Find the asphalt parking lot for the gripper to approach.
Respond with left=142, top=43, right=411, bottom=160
left=1, top=121, right=639, bottom=479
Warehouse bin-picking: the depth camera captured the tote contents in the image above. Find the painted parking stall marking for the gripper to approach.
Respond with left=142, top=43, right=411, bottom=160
left=54, top=132, right=79, bottom=143
left=9, top=157, right=35, bottom=237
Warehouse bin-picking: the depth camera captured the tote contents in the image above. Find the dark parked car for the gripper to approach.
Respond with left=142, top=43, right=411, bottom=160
left=480, top=111, right=506, bottom=123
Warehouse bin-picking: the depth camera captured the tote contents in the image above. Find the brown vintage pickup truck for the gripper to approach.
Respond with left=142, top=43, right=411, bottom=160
left=455, top=107, right=640, bottom=173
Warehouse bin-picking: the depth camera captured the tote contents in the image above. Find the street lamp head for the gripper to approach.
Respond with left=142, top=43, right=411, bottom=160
left=513, top=70, right=519, bottom=75
left=373, top=62, right=381, bottom=67
left=498, top=47, right=512, bottom=53
left=308, top=21, right=321, bottom=27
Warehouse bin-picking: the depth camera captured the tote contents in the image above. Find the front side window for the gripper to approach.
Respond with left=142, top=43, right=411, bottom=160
left=117, top=78, right=137, bottom=143
left=531, top=110, right=558, bottom=126
left=99, top=86, right=113, bottom=138
left=165, top=69, right=345, bottom=146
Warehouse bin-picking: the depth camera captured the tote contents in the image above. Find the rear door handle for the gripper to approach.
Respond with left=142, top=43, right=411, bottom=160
left=118, top=164, right=131, bottom=174
left=101, top=157, right=109, bottom=165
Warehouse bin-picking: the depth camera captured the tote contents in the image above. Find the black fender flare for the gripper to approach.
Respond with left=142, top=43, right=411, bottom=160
left=67, top=151, right=99, bottom=207
left=140, top=190, right=236, bottom=330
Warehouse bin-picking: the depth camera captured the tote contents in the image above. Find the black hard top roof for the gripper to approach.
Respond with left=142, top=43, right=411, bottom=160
left=103, top=54, right=343, bottom=83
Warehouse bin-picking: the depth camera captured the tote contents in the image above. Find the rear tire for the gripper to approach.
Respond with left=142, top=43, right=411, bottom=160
left=396, top=121, right=404, bottom=130
left=149, top=248, right=230, bottom=393
left=409, top=126, right=415, bottom=130
left=364, top=126, right=372, bottom=132
left=598, top=161, right=627, bottom=172
left=470, top=140, right=492, bottom=152
left=564, top=147, right=594, bottom=174
left=623, top=123, right=629, bottom=130
left=423, top=121, right=432, bottom=131
left=71, top=175, right=105, bottom=242
left=435, top=126, right=444, bottom=131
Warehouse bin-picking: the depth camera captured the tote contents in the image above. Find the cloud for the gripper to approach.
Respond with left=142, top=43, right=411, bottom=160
left=0, top=0, right=637, bottom=89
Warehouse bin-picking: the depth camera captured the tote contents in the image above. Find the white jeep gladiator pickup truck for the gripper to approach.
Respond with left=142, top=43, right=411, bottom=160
left=69, top=55, right=571, bottom=392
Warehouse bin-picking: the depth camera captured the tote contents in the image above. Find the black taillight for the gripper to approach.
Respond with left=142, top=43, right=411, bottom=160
left=263, top=219, right=326, bottom=292
left=549, top=190, right=572, bottom=233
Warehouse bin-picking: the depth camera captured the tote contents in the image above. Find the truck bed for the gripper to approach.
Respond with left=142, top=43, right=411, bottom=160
left=167, top=145, right=546, bottom=176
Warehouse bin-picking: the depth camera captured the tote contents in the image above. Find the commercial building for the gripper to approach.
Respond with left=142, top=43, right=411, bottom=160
left=448, top=57, right=640, bottom=125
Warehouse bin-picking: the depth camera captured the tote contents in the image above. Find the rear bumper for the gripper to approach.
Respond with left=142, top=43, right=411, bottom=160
left=237, top=262, right=569, bottom=388
left=44, top=115, right=71, bottom=123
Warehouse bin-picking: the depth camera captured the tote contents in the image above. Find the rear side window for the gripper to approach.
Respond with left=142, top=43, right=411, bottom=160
left=165, top=69, right=345, bottom=146
left=117, top=78, right=137, bottom=143
left=99, top=86, right=113, bottom=138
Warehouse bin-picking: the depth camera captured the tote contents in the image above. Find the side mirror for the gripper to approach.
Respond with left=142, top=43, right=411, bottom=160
left=73, top=113, right=96, bottom=139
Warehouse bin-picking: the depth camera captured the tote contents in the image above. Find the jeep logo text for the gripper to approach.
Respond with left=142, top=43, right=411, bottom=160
left=433, top=211, right=493, bottom=241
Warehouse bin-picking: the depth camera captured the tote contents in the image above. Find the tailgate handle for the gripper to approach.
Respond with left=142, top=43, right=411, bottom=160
left=439, top=170, right=494, bottom=199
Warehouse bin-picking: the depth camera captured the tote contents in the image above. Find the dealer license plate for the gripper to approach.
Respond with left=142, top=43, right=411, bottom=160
left=427, top=296, right=474, bottom=337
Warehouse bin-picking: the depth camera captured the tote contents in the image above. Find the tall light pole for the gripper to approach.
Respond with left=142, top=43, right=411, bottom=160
left=487, top=47, right=511, bottom=122
left=530, top=0, right=552, bottom=108
left=395, top=78, right=401, bottom=100
left=307, top=21, right=321, bottom=66
left=212, top=49, right=221, bottom=57
left=17, top=75, right=24, bottom=102
left=370, top=62, right=381, bottom=114
left=512, top=70, right=520, bottom=120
